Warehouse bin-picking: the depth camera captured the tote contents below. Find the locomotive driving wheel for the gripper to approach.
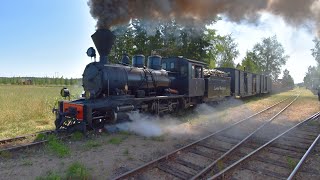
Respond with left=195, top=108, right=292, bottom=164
left=107, top=111, right=118, bottom=124
left=89, top=111, right=107, bottom=130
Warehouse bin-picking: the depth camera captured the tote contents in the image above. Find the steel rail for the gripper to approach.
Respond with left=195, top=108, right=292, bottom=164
left=0, top=129, right=72, bottom=153
left=208, top=111, right=320, bottom=180
left=113, top=96, right=292, bottom=180
left=287, top=133, right=320, bottom=180
left=0, top=130, right=55, bottom=144
left=191, top=94, right=300, bottom=179
left=0, top=134, right=71, bottom=153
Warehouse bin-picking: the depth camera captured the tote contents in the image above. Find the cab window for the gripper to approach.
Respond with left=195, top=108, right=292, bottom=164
left=170, top=62, right=175, bottom=69
left=162, top=62, right=167, bottom=70
left=180, top=65, right=188, bottom=78
left=192, top=65, right=202, bottom=78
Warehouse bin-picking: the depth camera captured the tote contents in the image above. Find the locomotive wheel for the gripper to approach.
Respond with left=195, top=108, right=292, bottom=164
left=90, top=119, right=105, bottom=130
left=168, top=102, right=173, bottom=112
left=88, top=111, right=107, bottom=130
left=105, top=111, right=117, bottom=124
left=179, top=98, right=187, bottom=109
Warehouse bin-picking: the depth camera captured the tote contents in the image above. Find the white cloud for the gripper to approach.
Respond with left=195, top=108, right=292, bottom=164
left=210, top=13, right=317, bottom=83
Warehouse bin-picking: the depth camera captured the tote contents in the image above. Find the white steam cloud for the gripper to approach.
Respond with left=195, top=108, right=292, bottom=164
left=116, top=112, right=180, bottom=137
left=116, top=98, right=248, bottom=138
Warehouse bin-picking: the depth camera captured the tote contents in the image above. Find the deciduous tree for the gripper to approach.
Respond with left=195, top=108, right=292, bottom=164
left=282, top=69, right=294, bottom=87
left=252, top=36, right=289, bottom=80
left=311, top=38, right=320, bottom=65
left=216, top=35, right=239, bottom=68
left=240, top=51, right=260, bottom=73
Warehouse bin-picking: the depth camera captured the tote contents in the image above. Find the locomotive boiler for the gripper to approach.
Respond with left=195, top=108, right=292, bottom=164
left=83, top=59, right=171, bottom=98
left=83, top=30, right=171, bottom=99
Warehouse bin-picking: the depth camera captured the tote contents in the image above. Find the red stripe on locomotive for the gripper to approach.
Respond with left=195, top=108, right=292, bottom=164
left=63, top=102, right=84, bottom=120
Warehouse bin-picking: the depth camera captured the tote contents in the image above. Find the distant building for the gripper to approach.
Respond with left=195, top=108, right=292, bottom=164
left=20, top=78, right=33, bottom=85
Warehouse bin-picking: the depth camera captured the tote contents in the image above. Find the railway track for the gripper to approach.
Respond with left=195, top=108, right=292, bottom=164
left=113, top=94, right=301, bottom=180
left=0, top=130, right=66, bottom=153
left=207, top=111, right=320, bottom=180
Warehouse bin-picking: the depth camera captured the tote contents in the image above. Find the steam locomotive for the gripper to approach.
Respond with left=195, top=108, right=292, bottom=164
left=54, top=29, right=272, bottom=132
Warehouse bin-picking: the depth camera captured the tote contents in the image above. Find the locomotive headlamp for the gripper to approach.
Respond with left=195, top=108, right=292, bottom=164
left=86, top=47, right=96, bottom=58
left=60, top=87, right=70, bottom=98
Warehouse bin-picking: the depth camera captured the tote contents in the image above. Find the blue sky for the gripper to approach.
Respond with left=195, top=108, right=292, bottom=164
left=0, top=0, right=96, bottom=78
left=0, top=1, right=317, bottom=82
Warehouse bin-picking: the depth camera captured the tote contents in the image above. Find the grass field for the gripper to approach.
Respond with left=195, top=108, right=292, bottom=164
left=0, top=85, right=82, bottom=139
left=0, top=85, right=316, bottom=140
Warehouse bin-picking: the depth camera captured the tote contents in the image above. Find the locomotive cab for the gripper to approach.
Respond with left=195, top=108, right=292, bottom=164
left=162, top=57, right=205, bottom=97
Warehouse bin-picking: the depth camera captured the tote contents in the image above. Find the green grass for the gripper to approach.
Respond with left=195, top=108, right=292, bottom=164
left=119, top=130, right=133, bottom=136
left=108, top=137, right=124, bottom=145
left=149, top=135, right=166, bottom=142
left=84, top=140, right=101, bottom=149
left=123, top=148, right=129, bottom=155
left=36, top=171, right=62, bottom=180
left=286, top=157, right=298, bottom=170
left=46, top=135, right=70, bottom=158
left=0, top=85, right=83, bottom=139
left=21, top=159, right=33, bottom=166
left=66, top=162, right=91, bottom=179
left=36, top=162, right=90, bottom=180
left=0, top=151, right=12, bottom=159
left=37, top=162, right=91, bottom=180
left=243, top=90, right=291, bottom=104
left=71, top=131, right=84, bottom=141
left=35, top=133, right=47, bottom=141
left=309, top=120, right=319, bottom=126
left=0, top=85, right=315, bottom=141
left=217, top=160, right=224, bottom=172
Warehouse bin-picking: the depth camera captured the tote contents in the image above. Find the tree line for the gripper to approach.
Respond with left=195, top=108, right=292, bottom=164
left=109, top=19, right=238, bottom=69
left=304, top=38, right=320, bottom=89
left=0, top=77, right=82, bottom=86
left=108, top=19, right=293, bottom=85
left=2, top=19, right=296, bottom=87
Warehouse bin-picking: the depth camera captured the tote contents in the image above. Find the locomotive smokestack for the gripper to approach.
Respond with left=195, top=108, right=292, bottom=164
left=91, top=29, right=115, bottom=64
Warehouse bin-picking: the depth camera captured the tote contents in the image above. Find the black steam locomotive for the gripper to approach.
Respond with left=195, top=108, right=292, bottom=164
left=54, top=29, right=272, bottom=132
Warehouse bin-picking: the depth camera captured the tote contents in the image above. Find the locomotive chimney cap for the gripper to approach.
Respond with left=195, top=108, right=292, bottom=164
left=91, top=29, right=115, bottom=57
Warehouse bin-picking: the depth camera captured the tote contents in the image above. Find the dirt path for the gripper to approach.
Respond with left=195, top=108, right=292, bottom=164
left=0, top=88, right=318, bottom=180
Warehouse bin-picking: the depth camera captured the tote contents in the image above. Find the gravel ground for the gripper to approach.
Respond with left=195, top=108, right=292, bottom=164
left=0, top=88, right=318, bottom=180
left=295, top=131, right=320, bottom=180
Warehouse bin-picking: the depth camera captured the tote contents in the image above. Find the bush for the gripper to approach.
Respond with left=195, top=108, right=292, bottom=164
left=66, top=162, right=91, bottom=179
left=46, top=135, right=70, bottom=158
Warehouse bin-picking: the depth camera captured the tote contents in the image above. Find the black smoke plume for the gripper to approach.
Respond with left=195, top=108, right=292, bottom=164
left=88, top=0, right=320, bottom=35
